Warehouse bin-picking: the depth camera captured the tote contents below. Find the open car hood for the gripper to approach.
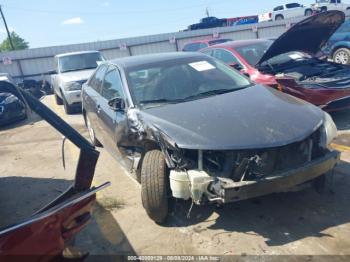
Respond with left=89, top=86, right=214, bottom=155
left=258, top=11, right=345, bottom=65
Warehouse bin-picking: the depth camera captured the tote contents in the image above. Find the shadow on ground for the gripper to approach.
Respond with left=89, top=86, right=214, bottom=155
left=168, top=160, right=350, bottom=247
left=0, top=176, right=72, bottom=229
left=77, top=203, right=136, bottom=260
left=331, top=109, right=350, bottom=131
left=0, top=176, right=135, bottom=260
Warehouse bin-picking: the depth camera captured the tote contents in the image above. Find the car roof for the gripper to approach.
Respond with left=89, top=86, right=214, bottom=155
left=185, top=38, right=232, bottom=45
left=108, top=52, right=208, bottom=69
left=55, top=50, right=100, bottom=58
left=207, top=39, right=272, bottom=49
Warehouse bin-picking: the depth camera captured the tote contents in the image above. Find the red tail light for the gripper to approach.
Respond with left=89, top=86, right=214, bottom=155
left=269, top=12, right=272, bottom=18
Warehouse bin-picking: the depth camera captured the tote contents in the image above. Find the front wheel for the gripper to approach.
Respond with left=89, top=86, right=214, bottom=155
left=54, top=93, right=63, bottom=105
left=62, top=93, right=75, bottom=115
left=141, top=150, right=169, bottom=224
left=333, top=48, right=350, bottom=65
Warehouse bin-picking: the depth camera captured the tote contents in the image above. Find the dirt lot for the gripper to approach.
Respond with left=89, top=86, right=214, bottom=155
left=1, top=95, right=350, bottom=258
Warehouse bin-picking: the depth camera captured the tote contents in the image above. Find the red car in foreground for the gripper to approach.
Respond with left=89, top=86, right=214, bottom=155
left=202, top=11, right=350, bottom=112
left=0, top=81, right=109, bottom=260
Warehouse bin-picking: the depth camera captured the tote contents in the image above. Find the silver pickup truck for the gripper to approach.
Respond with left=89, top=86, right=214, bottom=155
left=51, top=51, right=104, bottom=114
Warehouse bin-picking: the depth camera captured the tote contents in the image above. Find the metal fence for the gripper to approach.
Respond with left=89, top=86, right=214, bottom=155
left=0, top=16, right=305, bottom=83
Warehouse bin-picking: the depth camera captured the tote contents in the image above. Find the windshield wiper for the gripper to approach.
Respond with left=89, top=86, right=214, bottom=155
left=61, top=66, right=96, bottom=73
left=139, top=87, right=250, bottom=106
left=139, top=98, right=184, bottom=105
left=182, top=88, right=246, bottom=101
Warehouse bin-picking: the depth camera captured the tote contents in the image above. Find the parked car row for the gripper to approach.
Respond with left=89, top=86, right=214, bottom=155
left=187, top=15, right=259, bottom=31
left=259, top=0, right=350, bottom=22
left=2, top=11, right=345, bottom=226
left=80, top=52, right=339, bottom=224
left=60, top=11, right=341, bottom=224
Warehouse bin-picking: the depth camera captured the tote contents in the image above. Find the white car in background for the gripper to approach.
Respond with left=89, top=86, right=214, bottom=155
left=312, top=0, right=350, bottom=12
left=50, top=51, right=105, bottom=114
left=259, top=2, right=314, bottom=22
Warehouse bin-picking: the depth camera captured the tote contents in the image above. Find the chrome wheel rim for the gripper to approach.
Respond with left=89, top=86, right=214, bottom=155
left=335, top=51, right=349, bottom=64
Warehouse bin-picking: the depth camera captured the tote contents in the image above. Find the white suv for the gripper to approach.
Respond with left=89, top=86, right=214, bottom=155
left=259, top=3, right=313, bottom=22
left=50, top=51, right=104, bottom=114
left=312, top=0, right=350, bottom=12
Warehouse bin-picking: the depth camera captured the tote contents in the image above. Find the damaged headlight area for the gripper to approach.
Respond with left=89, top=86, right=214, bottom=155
left=168, top=129, right=335, bottom=205
left=320, top=111, right=337, bottom=148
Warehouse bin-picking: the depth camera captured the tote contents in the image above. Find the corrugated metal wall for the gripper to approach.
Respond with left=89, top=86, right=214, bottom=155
left=0, top=16, right=305, bottom=83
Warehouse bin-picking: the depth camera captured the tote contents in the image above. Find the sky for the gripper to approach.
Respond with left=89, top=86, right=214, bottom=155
left=0, top=0, right=316, bottom=48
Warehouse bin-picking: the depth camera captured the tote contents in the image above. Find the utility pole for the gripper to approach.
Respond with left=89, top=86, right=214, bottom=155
left=0, top=5, right=15, bottom=50
left=0, top=5, right=24, bottom=81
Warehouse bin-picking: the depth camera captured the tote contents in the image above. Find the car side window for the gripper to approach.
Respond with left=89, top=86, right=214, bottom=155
left=199, top=43, right=208, bottom=49
left=201, top=49, right=213, bottom=56
left=89, top=64, right=108, bottom=93
left=286, top=3, right=301, bottom=8
left=273, top=5, right=284, bottom=11
left=212, top=49, right=242, bottom=66
left=183, top=43, right=202, bottom=52
left=101, top=67, right=124, bottom=101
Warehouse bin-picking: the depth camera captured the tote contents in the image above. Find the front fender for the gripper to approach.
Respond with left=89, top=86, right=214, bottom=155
left=330, top=40, right=350, bottom=54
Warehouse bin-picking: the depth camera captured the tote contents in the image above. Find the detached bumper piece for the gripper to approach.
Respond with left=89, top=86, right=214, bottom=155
left=219, top=151, right=340, bottom=203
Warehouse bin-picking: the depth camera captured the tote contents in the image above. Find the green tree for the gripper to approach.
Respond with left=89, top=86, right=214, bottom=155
left=0, top=31, right=29, bottom=51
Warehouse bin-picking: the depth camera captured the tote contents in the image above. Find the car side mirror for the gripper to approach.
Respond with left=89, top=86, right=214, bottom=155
left=108, top=97, right=125, bottom=111
left=229, top=62, right=243, bottom=71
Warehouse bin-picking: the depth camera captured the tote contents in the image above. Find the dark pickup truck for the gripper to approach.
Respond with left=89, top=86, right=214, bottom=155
left=188, top=16, right=227, bottom=30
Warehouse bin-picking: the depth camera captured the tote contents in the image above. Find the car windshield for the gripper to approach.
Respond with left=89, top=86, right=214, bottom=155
left=235, top=41, right=273, bottom=65
left=316, top=0, right=330, bottom=3
left=126, top=57, right=252, bottom=108
left=59, top=52, right=104, bottom=73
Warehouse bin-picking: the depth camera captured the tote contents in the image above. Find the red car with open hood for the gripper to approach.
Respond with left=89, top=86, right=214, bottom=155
left=201, top=11, right=350, bottom=112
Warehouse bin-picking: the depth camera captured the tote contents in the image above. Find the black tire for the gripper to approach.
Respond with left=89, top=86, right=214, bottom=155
left=141, top=150, right=169, bottom=224
left=85, top=113, right=102, bottom=147
left=275, top=15, right=284, bottom=21
left=62, top=93, right=75, bottom=115
left=305, top=9, right=313, bottom=16
left=333, top=48, right=350, bottom=65
left=321, top=7, right=327, bottom=12
left=54, top=93, right=63, bottom=105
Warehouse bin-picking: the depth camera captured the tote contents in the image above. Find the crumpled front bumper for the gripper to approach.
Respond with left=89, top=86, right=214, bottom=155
left=220, top=150, right=340, bottom=203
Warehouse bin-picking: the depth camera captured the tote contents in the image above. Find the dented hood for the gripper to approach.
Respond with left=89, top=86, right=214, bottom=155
left=139, top=85, right=324, bottom=150
left=258, top=11, right=345, bottom=65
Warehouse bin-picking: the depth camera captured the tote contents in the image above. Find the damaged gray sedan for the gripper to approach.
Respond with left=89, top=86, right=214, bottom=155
left=82, top=52, right=340, bottom=224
